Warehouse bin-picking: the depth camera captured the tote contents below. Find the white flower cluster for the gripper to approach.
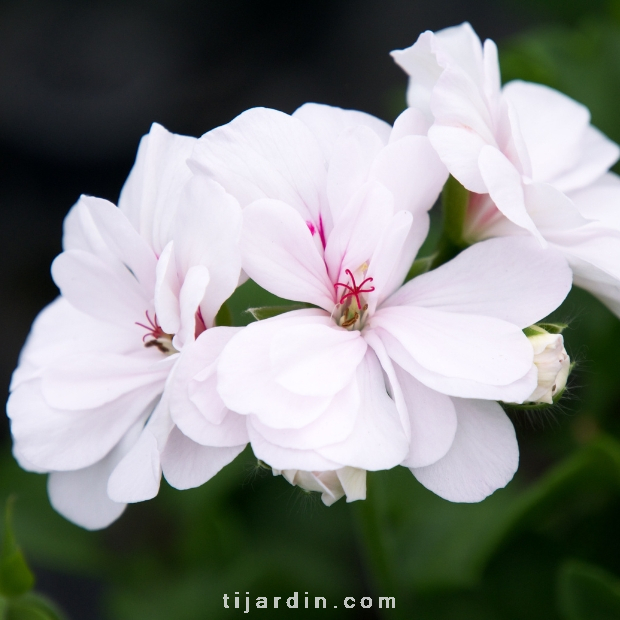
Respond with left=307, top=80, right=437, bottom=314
left=7, top=23, right=620, bottom=529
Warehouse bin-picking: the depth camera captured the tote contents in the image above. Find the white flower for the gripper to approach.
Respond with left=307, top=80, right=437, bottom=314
left=7, top=124, right=247, bottom=529
left=524, top=329, right=570, bottom=405
left=272, top=467, right=366, bottom=506
left=392, top=23, right=620, bottom=315
left=186, top=103, right=573, bottom=502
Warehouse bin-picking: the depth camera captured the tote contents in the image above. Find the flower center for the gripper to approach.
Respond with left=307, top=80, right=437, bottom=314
left=135, top=311, right=177, bottom=355
left=333, top=269, right=375, bottom=331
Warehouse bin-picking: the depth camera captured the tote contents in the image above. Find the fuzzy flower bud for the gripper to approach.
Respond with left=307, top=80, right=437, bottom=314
left=272, top=467, right=366, bottom=506
left=525, top=326, right=571, bottom=405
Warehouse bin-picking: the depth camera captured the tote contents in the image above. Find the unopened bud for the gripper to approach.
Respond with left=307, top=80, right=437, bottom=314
left=272, top=467, right=366, bottom=506
left=524, top=326, right=570, bottom=405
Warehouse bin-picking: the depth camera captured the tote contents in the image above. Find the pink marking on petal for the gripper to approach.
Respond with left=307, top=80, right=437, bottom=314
left=306, top=220, right=316, bottom=236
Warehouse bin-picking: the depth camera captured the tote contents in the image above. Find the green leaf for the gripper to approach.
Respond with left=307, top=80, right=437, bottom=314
left=557, top=561, right=620, bottom=619
left=214, top=302, right=232, bottom=327
left=404, top=254, right=435, bottom=283
left=0, top=498, right=34, bottom=598
left=246, top=304, right=310, bottom=321
left=441, top=174, right=470, bottom=248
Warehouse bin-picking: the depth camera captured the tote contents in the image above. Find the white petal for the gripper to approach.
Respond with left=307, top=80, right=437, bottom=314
left=271, top=323, right=367, bottom=397
left=172, top=177, right=243, bottom=327
left=241, top=199, right=335, bottom=310
left=118, top=123, right=196, bottom=255
left=154, top=241, right=181, bottom=336
left=8, top=378, right=161, bottom=471
left=326, top=127, right=385, bottom=222
left=336, top=467, right=367, bottom=502
left=293, top=103, right=391, bottom=161
left=394, top=364, right=457, bottom=468
left=411, top=398, right=518, bottom=502
left=190, top=107, right=329, bottom=227
left=217, top=310, right=334, bottom=429
left=52, top=250, right=152, bottom=326
left=169, top=327, right=249, bottom=447
left=384, top=236, right=572, bottom=328
left=62, top=196, right=157, bottom=293
left=389, top=108, right=431, bottom=142
left=502, top=80, right=591, bottom=184
left=369, top=135, right=448, bottom=216
left=371, top=305, right=532, bottom=385
left=174, top=264, right=210, bottom=349
left=47, top=420, right=145, bottom=530
left=478, top=146, right=544, bottom=244
left=317, top=350, right=408, bottom=470
left=324, top=181, right=394, bottom=283
left=376, top=326, right=538, bottom=402
left=569, top=172, right=620, bottom=228
left=161, top=426, right=245, bottom=490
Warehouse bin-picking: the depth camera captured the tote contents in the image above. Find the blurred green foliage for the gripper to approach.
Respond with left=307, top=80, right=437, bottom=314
left=6, top=1, right=620, bottom=618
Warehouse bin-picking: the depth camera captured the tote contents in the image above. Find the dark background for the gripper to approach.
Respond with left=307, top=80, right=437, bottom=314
left=3, top=1, right=620, bottom=619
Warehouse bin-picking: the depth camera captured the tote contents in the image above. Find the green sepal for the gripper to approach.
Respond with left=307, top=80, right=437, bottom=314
left=214, top=302, right=233, bottom=327
left=247, top=304, right=310, bottom=321
left=557, top=560, right=620, bottom=620
left=405, top=255, right=435, bottom=283
left=441, top=174, right=470, bottom=247
left=523, top=322, right=568, bottom=338
left=0, top=498, right=34, bottom=599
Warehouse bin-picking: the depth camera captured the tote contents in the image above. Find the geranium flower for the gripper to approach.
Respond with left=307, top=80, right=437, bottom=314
left=392, top=23, right=620, bottom=315
left=7, top=124, right=247, bottom=529
left=186, top=104, right=572, bottom=502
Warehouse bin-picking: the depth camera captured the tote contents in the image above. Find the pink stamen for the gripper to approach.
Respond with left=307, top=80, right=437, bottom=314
left=135, top=310, right=166, bottom=342
left=334, top=269, right=375, bottom=309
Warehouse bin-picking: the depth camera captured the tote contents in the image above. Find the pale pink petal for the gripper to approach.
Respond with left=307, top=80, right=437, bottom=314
left=174, top=264, right=210, bottom=349
left=324, top=181, right=394, bottom=282
left=42, top=352, right=171, bottom=410
left=118, top=123, right=196, bottom=255
left=217, top=310, right=334, bottom=429
left=241, top=200, right=334, bottom=310
left=502, top=80, right=591, bottom=184
left=394, top=364, right=457, bottom=468
left=46, top=420, right=145, bottom=530
left=169, top=327, right=249, bottom=447
left=371, top=305, right=532, bottom=385
left=569, top=173, right=620, bottom=228
left=411, top=398, right=518, bottom=502
left=389, top=108, right=431, bottom=142
left=248, top=422, right=344, bottom=471
left=428, top=125, right=489, bottom=193
left=154, top=241, right=181, bottom=336
left=376, top=326, right=538, bottom=401
left=190, top=107, right=329, bottom=228
left=271, top=323, right=367, bottom=397
left=247, top=377, right=359, bottom=450
left=369, top=136, right=448, bottom=216
left=384, top=236, right=572, bottom=328
left=161, top=426, right=246, bottom=490
left=293, top=102, right=391, bottom=160
left=52, top=250, right=151, bottom=326
left=326, top=126, right=386, bottom=222
left=9, top=378, right=161, bottom=471
left=478, top=146, right=544, bottom=244
left=317, top=350, right=408, bottom=470
left=524, top=182, right=590, bottom=234
left=62, top=196, right=157, bottom=292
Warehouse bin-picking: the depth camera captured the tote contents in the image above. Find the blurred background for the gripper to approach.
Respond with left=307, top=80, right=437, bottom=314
left=2, top=0, right=620, bottom=618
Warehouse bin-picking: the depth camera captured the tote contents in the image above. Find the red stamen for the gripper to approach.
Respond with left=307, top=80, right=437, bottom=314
left=334, top=269, right=375, bottom=309
left=135, top=310, right=165, bottom=342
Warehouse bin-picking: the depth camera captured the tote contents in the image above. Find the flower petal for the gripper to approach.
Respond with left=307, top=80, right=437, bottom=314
left=411, top=398, right=518, bottom=502
left=241, top=199, right=335, bottom=310
left=384, top=236, right=572, bottom=328
left=161, top=426, right=246, bottom=490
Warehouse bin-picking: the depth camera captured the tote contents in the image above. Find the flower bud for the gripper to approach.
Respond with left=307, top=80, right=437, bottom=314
left=524, top=326, right=570, bottom=405
left=272, top=467, right=366, bottom=506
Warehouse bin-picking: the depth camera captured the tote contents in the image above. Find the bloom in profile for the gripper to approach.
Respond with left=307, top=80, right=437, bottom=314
left=7, top=124, right=247, bottom=529
left=392, top=23, right=620, bottom=315
left=185, top=103, right=573, bottom=502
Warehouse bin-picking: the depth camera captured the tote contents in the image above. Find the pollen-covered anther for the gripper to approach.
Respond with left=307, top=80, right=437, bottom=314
left=135, top=311, right=177, bottom=355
